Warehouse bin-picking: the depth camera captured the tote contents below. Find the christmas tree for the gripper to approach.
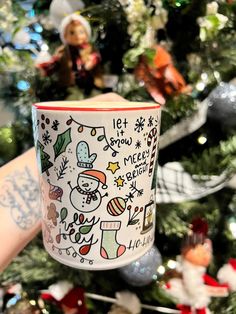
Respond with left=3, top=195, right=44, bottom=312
left=37, top=141, right=53, bottom=176
left=0, top=0, right=236, bottom=313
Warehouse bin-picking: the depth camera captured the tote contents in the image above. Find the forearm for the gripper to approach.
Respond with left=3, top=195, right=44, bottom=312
left=0, top=148, right=41, bottom=272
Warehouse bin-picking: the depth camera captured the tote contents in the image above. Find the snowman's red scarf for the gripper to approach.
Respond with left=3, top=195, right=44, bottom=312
left=76, top=187, right=98, bottom=204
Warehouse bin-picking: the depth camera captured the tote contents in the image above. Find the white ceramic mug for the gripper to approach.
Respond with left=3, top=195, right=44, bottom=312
left=32, top=101, right=161, bottom=270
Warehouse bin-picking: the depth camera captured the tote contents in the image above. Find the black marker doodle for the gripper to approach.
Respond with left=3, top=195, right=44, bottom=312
left=135, top=140, right=142, bottom=149
left=127, top=204, right=143, bottom=226
left=51, top=119, right=60, bottom=131
left=134, top=116, right=145, bottom=133
left=42, top=130, right=52, bottom=146
left=48, top=179, right=63, bottom=202
left=68, top=169, right=108, bottom=213
left=125, top=181, right=144, bottom=203
left=56, top=156, right=69, bottom=180
left=37, top=141, right=53, bottom=176
left=52, top=244, right=94, bottom=265
left=66, top=116, right=118, bottom=157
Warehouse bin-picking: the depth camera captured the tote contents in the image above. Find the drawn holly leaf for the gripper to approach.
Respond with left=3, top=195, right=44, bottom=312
left=129, top=219, right=139, bottom=225
left=53, top=128, right=72, bottom=161
left=79, top=225, right=92, bottom=234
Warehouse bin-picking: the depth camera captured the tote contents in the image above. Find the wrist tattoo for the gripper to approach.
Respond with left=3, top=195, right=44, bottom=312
left=0, top=166, right=40, bottom=230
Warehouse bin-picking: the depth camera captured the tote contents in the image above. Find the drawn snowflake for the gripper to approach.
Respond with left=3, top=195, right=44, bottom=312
left=135, top=140, right=142, bottom=149
left=125, top=192, right=135, bottom=202
left=134, top=117, right=145, bottom=133
left=52, top=119, right=60, bottom=131
left=147, top=116, right=154, bottom=127
left=42, top=130, right=52, bottom=145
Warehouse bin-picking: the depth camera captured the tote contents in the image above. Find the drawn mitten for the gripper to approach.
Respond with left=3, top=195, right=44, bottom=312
left=100, top=221, right=126, bottom=259
left=76, top=141, right=97, bottom=168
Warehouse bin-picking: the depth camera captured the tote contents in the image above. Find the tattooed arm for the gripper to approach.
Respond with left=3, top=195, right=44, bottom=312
left=0, top=93, right=126, bottom=272
left=0, top=148, right=41, bottom=272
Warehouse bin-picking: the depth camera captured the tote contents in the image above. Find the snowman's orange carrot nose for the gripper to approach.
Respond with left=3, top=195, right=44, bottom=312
left=82, top=183, right=89, bottom=187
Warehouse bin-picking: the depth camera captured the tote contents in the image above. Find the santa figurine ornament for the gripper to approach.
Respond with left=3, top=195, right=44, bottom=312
left=36, top=13, right=103, bottom=95
left=164, top=218, right=231, bottom=314
left=40, top=281, right=88, bottom=314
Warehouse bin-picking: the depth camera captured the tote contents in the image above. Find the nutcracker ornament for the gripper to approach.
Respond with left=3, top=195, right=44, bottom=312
left=36, top=13, right=103, bottom=95
left=164, top=218, right=232, bottom=314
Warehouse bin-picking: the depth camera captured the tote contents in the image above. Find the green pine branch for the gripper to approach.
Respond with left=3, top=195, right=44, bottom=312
left=210, top=292, right=236, bottom=314
left=182, top=135, right=236, bottom=177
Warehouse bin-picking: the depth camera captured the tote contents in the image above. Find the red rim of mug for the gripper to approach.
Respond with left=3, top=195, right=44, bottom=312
left=32, top=102, right=161, bottom=112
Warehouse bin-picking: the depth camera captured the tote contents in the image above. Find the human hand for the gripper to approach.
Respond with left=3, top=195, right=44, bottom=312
left=0, top=93, right=126, bottom=272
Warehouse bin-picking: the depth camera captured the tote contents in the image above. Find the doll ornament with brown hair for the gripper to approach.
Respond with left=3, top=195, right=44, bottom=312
left=37, top=13, right=103, bottom=95
left=164, top=218, right=236, bottom=314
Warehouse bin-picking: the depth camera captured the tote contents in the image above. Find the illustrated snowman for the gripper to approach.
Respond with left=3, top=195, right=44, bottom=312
left=68, top=169, right=108, bottom=212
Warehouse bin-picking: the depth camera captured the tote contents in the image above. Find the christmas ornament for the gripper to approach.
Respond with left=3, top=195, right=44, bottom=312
left=48, top=179, right=63, bottom=202
left=207, top=82, right=236, bottom=132
left=49, top=0, right=85, bottom=28
left=108, top=291, right=141, bottom=314
left=135, top=45, right=191, bottom=105
left=217, top=258, right=236, bottom=291
left=0, top=0, right=17, bottom=32
left=121, top=0, right=168, bottom=68
left=5, top=299, right=42, bottom=314
left=198, top=2, right=228, bottom=41
left=41, top=281, right=88, bottom=314
left=107, top=197, right=126, bottom=216
left=227, top=215, right=236, bottom=238
left=119, top=245, right=162, bottom=286
left=36, top=13, right=103, bottom=95
left=12, top=29, right=31, bottom=46
left=163, top=218, right=234, bottom=314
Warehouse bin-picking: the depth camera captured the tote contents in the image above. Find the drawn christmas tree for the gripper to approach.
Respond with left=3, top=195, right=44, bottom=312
left=37, top=141, right=53, bottom=176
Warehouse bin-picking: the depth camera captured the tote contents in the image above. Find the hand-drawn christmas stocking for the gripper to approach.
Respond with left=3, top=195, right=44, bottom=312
left=100, top=221, right=126, bottom=259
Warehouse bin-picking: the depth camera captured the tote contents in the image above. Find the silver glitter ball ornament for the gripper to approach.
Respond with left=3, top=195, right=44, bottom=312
left=207, top=82, right=236, bottom=130
left=119, top=246, right=162, bottom=287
